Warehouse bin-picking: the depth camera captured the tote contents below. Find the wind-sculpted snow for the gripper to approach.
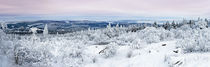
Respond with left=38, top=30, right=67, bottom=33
left=1, top=19, right=210, bottom=67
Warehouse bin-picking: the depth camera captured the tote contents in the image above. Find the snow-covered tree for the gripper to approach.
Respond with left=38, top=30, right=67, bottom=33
left=153, top=22, right=158, bottom=28
left=171, top=21, right=176, bottom=29
left=43, top=24, right=48, bottom=35
left=1, top=22, right=7, bottom=30
left=164, top=21, right=171, bottom=30
left=30, top=27, right=38, bottom=36
left=107, top=22, right=112, bottom=29
left=99, top=42, right=118, bottom=58
left=88, top=27, right=91, bottom=31
left=116, top=23, right=119, bottom=28
left=196, top=20, right=208, bottom=29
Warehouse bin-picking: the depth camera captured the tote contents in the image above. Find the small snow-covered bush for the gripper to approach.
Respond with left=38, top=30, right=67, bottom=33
left=138, top=27, right=173, bottom=43
left=177, top=28, right=210, bottom=52
left=130, top=39, right=147, bottom=49
left=139, top=27, right=161, bottom=43
left=99, top=42, right=118, bottom=58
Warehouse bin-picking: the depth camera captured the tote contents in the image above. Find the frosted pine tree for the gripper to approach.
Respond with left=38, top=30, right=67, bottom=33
left=43, top=24, right=48, bottom=35
left=107, top=22, right=111, bottom=29
left=1, top=22, right=7, bottom=30
left=116, top=23, right=119, bottom=28
left=120, top=25, right=123, bottom=28
left=56, top=32, right=59, bottom=35
left=197, top=20, right=207, bottom=29
left=153, top=22, right=158, bottom=28
left=30, top=27, right=38, bottom=36
left=107, top=22, right=112, bottom=32
left=115, top=23, right=120, bottom=31
left=88, top=27, right=91, bottom=32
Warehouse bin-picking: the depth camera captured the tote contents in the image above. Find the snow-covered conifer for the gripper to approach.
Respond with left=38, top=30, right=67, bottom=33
left=30, top=27, right=38, bottom=36
left=43, top=24, right=48, bottom=35
left=107, top=22, right=111, bottom=29
left=197, top=19, right=208, bottom=29
left=153, top=21, right=158, bottom=28
left=116, top=23, right=119, bottom=28
left=1, top=22, right=7, bottom=30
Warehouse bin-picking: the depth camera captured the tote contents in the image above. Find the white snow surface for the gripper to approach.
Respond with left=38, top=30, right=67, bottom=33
left=85, top=41, right=176, bottom=67
left=1, top=20, right=210, bottom=67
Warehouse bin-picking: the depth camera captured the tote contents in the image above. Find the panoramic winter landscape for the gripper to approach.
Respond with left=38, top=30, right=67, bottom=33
left=1, top=17, right=210, bottom=67
left=1, top=0, right=210, bottom=67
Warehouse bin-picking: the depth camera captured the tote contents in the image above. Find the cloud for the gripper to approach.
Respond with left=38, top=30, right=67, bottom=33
left=0, top=0, right=210, bottom=16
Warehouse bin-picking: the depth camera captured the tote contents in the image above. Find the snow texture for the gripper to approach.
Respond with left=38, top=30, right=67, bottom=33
left=1, top=19, right=210, bottom=67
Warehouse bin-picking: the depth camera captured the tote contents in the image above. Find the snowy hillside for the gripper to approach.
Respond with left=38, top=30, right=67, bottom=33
left=1, top=18, right=210, bottom=67
left=3, top=20, right=145, bottom=34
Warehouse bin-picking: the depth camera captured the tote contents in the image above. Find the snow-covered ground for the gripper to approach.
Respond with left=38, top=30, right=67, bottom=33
left=1, top=39, right=209, bottom=67
left=1, top=19, right=210, bottom=67
left=85, top=41, right=176, bottom=67
left=86, top=40, right=210, bottom=67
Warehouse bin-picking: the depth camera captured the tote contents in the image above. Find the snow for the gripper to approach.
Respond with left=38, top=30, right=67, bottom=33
left=1, top=19, right=210, bottom=67
left=180, top=53, right=210, bottom=67
left=84, top=41, right=178, bottom=67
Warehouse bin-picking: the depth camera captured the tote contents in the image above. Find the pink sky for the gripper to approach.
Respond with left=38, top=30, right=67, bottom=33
left=0, top=0, right=210, bottom=16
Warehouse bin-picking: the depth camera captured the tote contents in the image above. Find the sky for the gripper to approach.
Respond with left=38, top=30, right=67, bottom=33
left=0, top=0, right=210, bottom=17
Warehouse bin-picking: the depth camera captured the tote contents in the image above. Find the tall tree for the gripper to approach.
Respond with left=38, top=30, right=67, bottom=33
left=153, top=22, right=158, bottom=28
left=171, top=21, right=176, bottom=29
left=43, top=24, right=48, bottom=35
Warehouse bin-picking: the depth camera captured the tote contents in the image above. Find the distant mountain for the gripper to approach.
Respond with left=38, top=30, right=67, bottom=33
left=3, top=20, right=151, bottom=34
